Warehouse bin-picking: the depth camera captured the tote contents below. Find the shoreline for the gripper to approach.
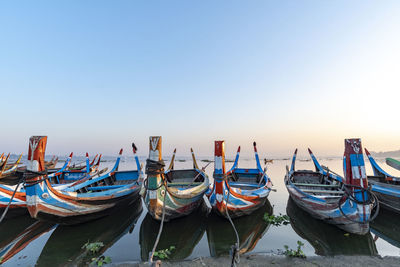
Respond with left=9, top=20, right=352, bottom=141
left=113, top=254, right=400, bottom=267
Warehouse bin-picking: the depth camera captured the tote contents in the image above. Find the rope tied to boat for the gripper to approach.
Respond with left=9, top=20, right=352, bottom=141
left=148, top=181, right=167, bottom=266
left=223, top=181, right=240, bottom=267
left=0, top=171, right=26, bottom=224
left=145, top=159, right=165, bottom=176
left=338, top=184, right=380, bottom=223
left=23, top=170, right=50, bottom=187
left=143, top=159, right=167, bottom=191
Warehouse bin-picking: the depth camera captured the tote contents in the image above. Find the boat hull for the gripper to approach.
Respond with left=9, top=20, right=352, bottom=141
left=143, top=184, right=207, bottom=222
left=26, top=178, right=141, bottom=225
left=208, top=180, right=271, bottom=219
left=0, top=184, right=27, bottom=219
left=31, top=192, right=141, bottom=225
left=287, top=184, right=370, bottom=235
left=369, top=179, right=400, bottom=213
left=287, top=197, right=377, bottom=256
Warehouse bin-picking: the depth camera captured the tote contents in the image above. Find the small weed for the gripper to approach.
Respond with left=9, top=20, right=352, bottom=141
left=91, top=255, right=111, bottom=266
left=82, top=241, right=105, bottom=254
left=264, top=213, right=290, bottom=226
left=153, top=246, right=176, bottom=260
left=283, top=241, right=306, bottom=258
left=82, top=241, right=111, bottom=266
left=0, top=256, right=3, bottom=264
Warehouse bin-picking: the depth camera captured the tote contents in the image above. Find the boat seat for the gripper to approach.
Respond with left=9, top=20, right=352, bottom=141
left=301, top=189, right=344, bottom=194
left=292, top=183, right=340, bottom=188
left=168, top=182, right=202, bottom=187
left=229, top=182, right=259, bottom=188
left=88, top=185, right=124, bottom=191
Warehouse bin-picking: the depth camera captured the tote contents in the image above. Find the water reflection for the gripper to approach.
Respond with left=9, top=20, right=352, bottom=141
left=0, top=216, right=55, bottom=264
left=206, top=199, right=273, bottom=256
left=370, top=208, right=400, bottom=248
left=139, top=208, right=207, bottom=261
left=286, top=197, right=377, bottom=256
left=36, top=199, right=143, bottom=266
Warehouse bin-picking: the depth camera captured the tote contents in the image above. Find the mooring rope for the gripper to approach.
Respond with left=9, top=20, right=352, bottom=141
left=223, top=179, right=240, bottom=267
left=338, top=184, right=380, bottom=223
left=144, top=158, right=168, bottom=265
left=0, top=173, right=24, bottom=224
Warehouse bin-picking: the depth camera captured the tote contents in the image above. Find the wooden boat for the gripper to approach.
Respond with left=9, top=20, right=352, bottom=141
left=386, top=157, right=400, bottom=171
left=68, top=154, right=99, bottom=171
left=207, top=141, right=273, bottom=218
left=142, top=136, right=209, bottom=221
left=285, top=138, right=378, bottom=235
left=45, top=156, right=59, bottom=169
left=287, top=197, right=377, bottom=256
left=24, top=136, right=143, bottom=224
left=140, top=208, right=206, bottom=261
left=364, top=149, right=400, bottom=213
left=206, top=199, right=273, bottom=256
left=0, top=152, right=97, bottom=219
left=36, top=199, right=142, bottom=266
left=0, top=153, right=23, bottom=180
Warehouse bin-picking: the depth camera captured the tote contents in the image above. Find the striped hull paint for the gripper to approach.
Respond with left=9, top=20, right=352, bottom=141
left=207, top=179, right=272, bottom=219
left=285, top=176, right=371, bottom=235
left=25, top=178, right=141, bottom=225
left=0, top=154, right=89, bottom=219
left=0, top=184, right=27, bottom=218
left=142, top=178, right=209, bottom=221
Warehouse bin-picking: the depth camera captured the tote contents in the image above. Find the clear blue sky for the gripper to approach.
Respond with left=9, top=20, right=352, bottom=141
left=1, top=1, right=399, bottom=158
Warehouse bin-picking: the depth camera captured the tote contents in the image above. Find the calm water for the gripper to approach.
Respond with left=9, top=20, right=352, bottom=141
left=1, top=156, right=400, bottom=266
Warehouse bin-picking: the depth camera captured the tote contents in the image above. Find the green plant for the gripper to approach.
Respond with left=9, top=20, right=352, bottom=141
left=264, top=213, right=290, bottom=226
left=82, top=241, right=105, bottom=254
left=153, top=246, right=176, bottom=260
left=0, top=256, right=3, bottom=264
left=91, top=255, right=111, bottom=266
left=283, top=241, right=306, bottom=258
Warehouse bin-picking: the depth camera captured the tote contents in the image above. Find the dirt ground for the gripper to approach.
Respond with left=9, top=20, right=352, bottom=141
left=112, top=254, right=400, bottom=267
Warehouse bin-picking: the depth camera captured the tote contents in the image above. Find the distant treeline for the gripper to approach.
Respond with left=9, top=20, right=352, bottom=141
left=370, top=150, right=400, bottom=158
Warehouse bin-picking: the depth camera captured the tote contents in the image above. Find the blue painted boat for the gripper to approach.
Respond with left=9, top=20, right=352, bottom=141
left=364, top=149, right=400, bottom=213
left=207, top=141, right=273, bottom=218
left=285, top=139, right=378, bottom=235
left=0, top=151, right=99, bottom=219
left=23, top=136, right=143, bottom=225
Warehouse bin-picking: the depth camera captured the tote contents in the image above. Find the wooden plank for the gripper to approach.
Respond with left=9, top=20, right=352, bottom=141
left=301, top=189, right=344, bottom=194
left=292, top=183, right=339, bottom=187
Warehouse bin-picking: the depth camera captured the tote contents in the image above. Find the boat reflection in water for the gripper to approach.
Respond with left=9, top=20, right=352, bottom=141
left=0, top=216, right=55, bottom=264
left=140, top=208, right=206, bottom=261
left=35, top=199, right=143, bottom=267
left=286, top=197, right=377, bottom=256
left=206, top=199, right=273, bottom=256
left=370, top=208, right=400, bottom=249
